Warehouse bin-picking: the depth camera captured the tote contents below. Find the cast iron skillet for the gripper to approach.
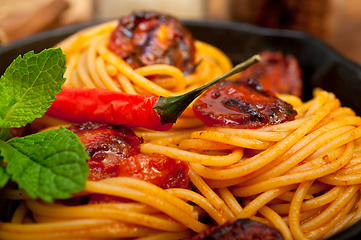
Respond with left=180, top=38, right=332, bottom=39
left=1, top=20, right=361, bottom=240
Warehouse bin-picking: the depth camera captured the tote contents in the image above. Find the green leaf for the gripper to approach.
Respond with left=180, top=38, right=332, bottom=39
left=0, top=165, right=10, bottom=188
left=0, top=127, right=89, bottom=202
left=0, top=128, right=10, bottom=141
left=0, top=48, right=66, bottom=128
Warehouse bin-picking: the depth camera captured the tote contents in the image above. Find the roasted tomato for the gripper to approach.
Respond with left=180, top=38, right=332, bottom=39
left=190, top=218, right=283, bottom=240
left=67, top=122, right=189, bottom=189
left=108, top=11, right=196, bottom=72
left=193, top=79, right=297, bottom=129
left=239, top=51, right=303, bottom=98
left=116, top=153, right=189, bottom=189
left=9, top=127, right=28, bottom=139
left=68, top=122, right=141, bottom=181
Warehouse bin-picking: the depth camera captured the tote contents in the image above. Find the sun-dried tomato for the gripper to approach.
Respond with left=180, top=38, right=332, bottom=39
left=193, top=79, right=297, bottom=129
left=68, top=122, right=189, bottom=189
left=108, top=10, right=195, bottom=72
left=239, top=51, right=303, bottom=97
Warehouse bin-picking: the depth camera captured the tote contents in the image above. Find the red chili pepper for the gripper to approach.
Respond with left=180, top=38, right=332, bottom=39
left=46, top=88, right=173, bottom=131
left=45, top=55, right=260, bottom=131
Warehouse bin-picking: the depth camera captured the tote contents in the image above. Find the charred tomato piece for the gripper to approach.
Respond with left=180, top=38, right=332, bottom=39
left=67, top=122, right=189, bottom=189
left=68, top=122, right=142, bottom=181
left=190, top=218, right=283, bottom=240
left=108, top=11, right=196, bottom=72
left=193, top=79, right=297, bottom=129
left=8, top=127, right=28, bottom=139
left=239, top=51, right=303, bottom=98
left=116, top=153, right=189, bottom=189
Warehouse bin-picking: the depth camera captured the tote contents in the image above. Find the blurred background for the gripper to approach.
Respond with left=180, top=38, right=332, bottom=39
left=1, top=0, right=361, bottom=65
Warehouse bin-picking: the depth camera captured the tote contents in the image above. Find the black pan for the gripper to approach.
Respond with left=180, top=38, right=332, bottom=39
left=0, top=19, right=361, bottom=240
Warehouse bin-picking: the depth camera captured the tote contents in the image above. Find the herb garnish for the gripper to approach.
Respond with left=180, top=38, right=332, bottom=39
left=0, top=48, right=89, bottom=202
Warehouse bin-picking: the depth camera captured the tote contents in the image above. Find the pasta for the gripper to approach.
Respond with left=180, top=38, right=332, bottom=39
left=56, top=21, right=232, bottom=95
left=2, top=16, right=361, bottom=240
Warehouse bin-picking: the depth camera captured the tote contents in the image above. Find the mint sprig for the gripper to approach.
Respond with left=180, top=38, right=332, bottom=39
left=0, top=128, right=89, bottom=202
left=0, top=165, right=10, bottom=187
left=0, top=48, right=66, bottom=128
left=0, top=48, right=89, bottom=202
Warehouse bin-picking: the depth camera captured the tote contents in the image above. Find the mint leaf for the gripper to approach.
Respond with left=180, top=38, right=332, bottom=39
left=0, top=49, right=89, bottom=203
left=0, top=128, right=9, bottom=141
left=0, top=165, right=10, bottom=187
left=0, top=48, right=66, bottom=128
left=0, top=127, right=89, bottom=202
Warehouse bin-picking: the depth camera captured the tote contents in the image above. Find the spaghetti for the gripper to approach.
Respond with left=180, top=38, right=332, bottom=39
left=56, top=21, right=233, bottom=96
left=3, top=89, right=361, bottom=240
left=49, top=18, right=232, bottom=131
left=1, top=13, right=361, bottom=240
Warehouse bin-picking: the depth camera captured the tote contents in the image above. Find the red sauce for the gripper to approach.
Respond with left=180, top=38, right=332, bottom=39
left=108, top=11, right=195, bottom=72
left=193, top=79, right=297, bottom=129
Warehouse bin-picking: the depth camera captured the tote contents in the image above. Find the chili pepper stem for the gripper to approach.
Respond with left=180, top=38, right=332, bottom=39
left=153, top=54, right=261, bottom=124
